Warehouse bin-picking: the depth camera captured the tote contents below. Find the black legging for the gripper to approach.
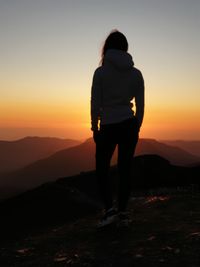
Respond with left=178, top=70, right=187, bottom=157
left=95, top=116, right=139, bottom=212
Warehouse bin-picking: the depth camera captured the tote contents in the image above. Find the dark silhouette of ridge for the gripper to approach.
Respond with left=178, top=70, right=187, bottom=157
left=57, top=154, right=200, bottom=198
left=0, top=181, right=99, bottom=241
left=0, top=138, right=199, bottom=200
left=0, top=154, right=199, bottom=242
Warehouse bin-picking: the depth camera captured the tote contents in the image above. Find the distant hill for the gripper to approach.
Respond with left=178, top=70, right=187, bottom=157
left=135, top=138, right=199, bottom=166
left=160, top=140, right=200, bottom=157
left=0, top=136, right=81, bottom=173
left=1, top=138, right=199, bottom=200
left=0, top=138, right=97, bottom=197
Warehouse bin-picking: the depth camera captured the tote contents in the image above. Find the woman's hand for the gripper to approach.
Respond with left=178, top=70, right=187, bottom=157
left=93, top=130, right=101, bottom=143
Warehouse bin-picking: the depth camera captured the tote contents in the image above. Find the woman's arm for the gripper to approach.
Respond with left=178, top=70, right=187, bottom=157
left=135, top=71, right=145, bottom=130
left=90, top=68, right=102, bottom=132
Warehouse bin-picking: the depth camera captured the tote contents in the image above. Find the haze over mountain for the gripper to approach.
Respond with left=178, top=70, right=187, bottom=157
left=0, top=137, right=199, bottom=200
left=160, top=140, right=200, bottom=157
left=0, top=136, right=81, bottom=173
left=136, top=139, right=200, bottom=166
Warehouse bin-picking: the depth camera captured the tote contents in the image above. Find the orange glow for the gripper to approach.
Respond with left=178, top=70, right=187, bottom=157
left=141, top=106, right=200, bottom=140
left=0, top=100, right=199, bottom=140
left=0, top=101, right=89, bottom=127
left=1, top=79, right=200, bottom=141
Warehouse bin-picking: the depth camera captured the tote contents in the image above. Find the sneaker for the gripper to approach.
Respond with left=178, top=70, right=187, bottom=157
left=97, top=208, right=118, bottom=229
left=118, top=211, right=132, bottom=227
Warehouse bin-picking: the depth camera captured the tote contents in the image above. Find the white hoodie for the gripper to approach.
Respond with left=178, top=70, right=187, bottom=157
left=90, top=49, right=144, bottom=131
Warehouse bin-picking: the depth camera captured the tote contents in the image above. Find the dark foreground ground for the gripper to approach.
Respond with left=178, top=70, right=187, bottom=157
left=1, top=190, right=200, bottom=267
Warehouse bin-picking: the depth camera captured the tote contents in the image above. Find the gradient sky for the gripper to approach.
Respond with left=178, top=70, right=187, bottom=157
left=0, top=0, right=200, bottom=140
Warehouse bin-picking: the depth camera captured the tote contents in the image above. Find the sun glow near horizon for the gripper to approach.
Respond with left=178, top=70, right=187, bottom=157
left=0, top=101, right=199, bottom=141
left=1, top=72, right=199, bottom=140
left=0, top=0, right=199, bottom=141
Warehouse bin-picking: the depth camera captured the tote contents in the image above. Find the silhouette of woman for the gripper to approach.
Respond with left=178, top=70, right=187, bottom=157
left=90, top=30, right=145, bottom=228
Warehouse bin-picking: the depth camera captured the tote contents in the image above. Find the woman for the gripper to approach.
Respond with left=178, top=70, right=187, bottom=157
left=90, top=30, right=145, bottom=228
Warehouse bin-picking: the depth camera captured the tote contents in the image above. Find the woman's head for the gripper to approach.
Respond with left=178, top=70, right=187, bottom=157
left=101, top=30, right=128, bottom=65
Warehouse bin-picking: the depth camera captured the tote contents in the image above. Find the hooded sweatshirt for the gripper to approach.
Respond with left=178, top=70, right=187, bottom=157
left=90, top=49, right=145, bottom=131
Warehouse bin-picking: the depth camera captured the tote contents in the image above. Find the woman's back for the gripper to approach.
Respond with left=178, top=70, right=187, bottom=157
left=92, top=49, right=144, bottom=126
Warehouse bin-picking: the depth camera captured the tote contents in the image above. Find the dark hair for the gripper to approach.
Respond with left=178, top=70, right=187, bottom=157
left=100, top=30, right=128, bottom=65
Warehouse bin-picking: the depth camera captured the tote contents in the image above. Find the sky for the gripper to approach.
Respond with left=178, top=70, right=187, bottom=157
left=0, top=0, right=200, bottom=141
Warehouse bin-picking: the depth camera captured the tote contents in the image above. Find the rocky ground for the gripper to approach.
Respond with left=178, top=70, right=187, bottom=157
left=1, top=190, right=200, bottom=267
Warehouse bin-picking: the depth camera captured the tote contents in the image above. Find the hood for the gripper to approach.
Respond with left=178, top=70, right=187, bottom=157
left=104, top=49, right=134, bottom=70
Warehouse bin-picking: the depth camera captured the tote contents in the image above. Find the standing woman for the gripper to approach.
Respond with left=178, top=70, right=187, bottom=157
left=91, top=30, right=145, bottom=228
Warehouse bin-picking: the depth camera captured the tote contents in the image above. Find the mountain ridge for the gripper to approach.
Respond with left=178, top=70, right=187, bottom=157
left=0, top=153, right=199, bottom=236
left=160, top=140, right=200, bottom=157
left=0, top=137, right=199, bottom=200
left=0, top=136, right=81, bottom=173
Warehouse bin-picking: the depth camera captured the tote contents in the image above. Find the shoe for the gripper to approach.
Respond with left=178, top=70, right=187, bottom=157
left=118, top=211, right=132, bottom=227
left=97, top=208, right=118, bottom=229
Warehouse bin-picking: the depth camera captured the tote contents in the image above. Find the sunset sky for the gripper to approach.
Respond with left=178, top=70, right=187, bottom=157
left=0, top=0, right=200, bottom=141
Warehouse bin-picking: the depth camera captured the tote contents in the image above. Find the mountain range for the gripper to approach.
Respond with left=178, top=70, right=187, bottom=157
left=160, top=140, right=200, bottom=157
left=136, top=138, right=200, bottom=166
left=0, top=136, right=199, bottom=200
left=1, top=153, right=199, bottom=267
left=0, top=153, right=199, bottom=239
left=0, top=137, right=199, bottom=267
left=0, top=136, right=81, bottom=173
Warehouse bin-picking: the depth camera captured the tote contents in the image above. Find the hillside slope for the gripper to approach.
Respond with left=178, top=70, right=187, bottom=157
left=0, top=155, right=200, bottom=267
left=1, top=138, right=199, bottom=200
left=160, top=140, right=200, bottom=157
left=0, top=136, right=81, bottom=173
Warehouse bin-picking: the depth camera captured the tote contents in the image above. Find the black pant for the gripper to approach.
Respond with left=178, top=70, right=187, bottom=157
left=95, top=117, right=139, bottom=212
